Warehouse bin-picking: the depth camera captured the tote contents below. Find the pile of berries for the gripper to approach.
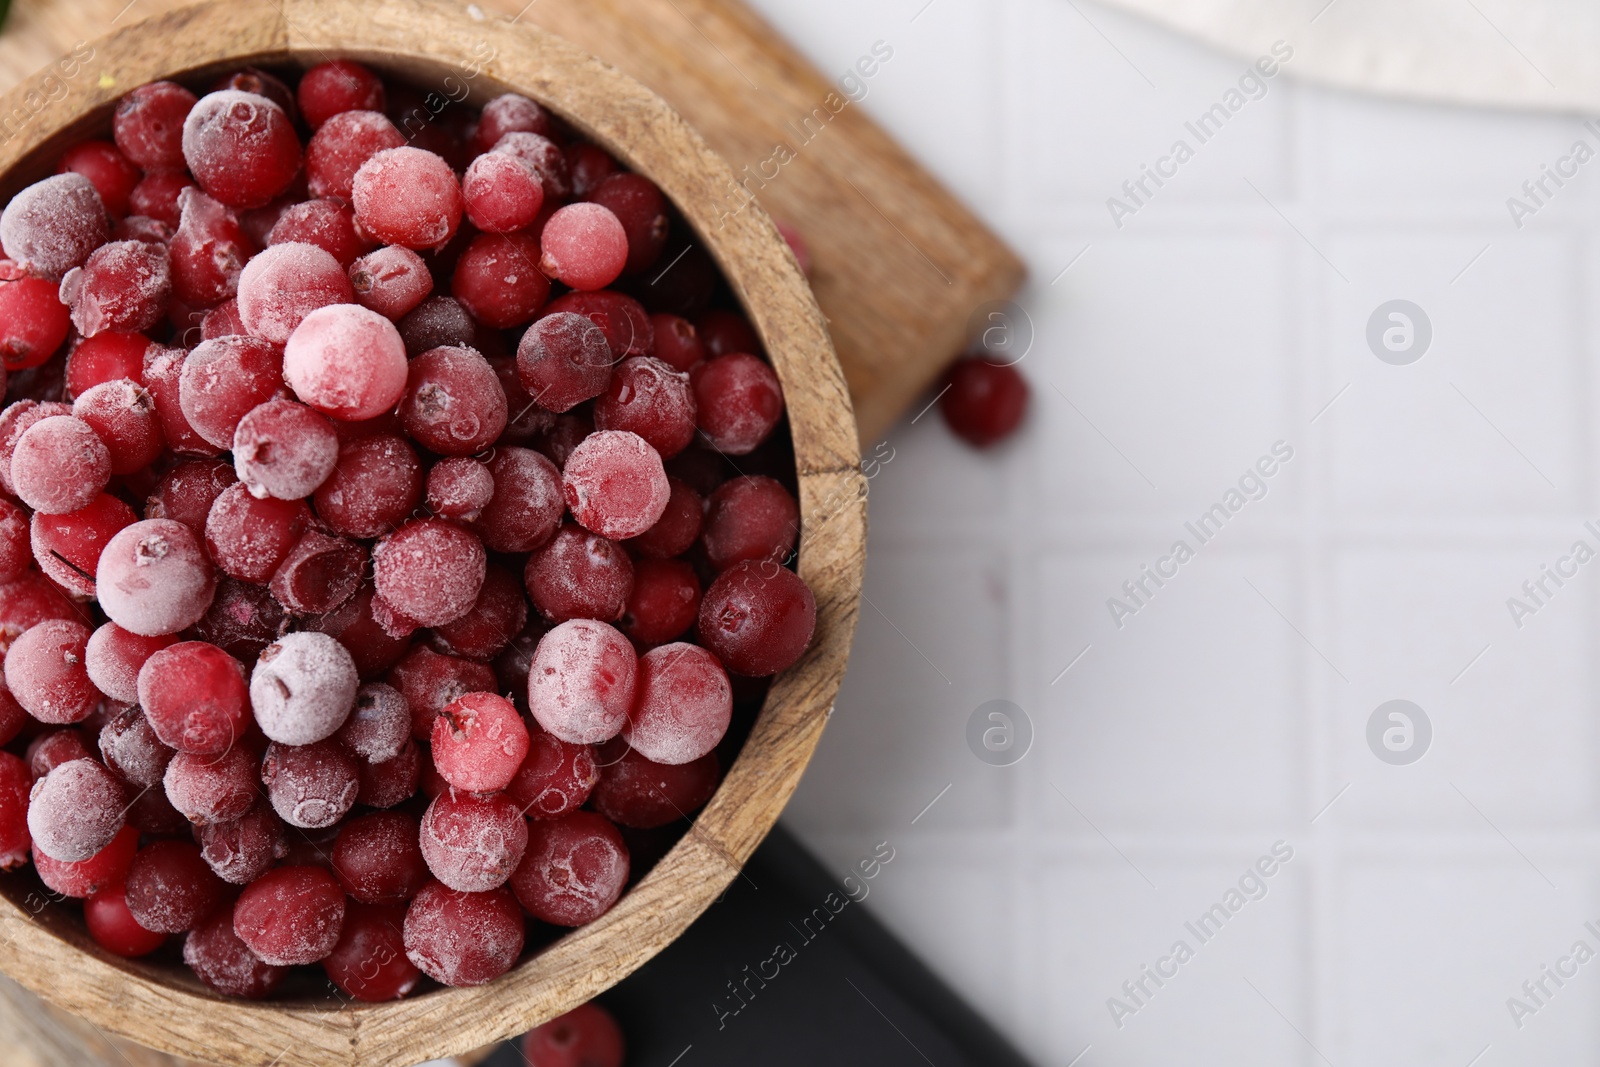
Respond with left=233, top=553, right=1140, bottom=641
left=0, top=59, right=817, bottom=1001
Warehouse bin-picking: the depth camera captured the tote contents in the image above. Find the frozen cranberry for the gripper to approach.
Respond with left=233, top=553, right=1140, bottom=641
left=230, top=399, right=337, bottom=501
left=307, top=110, right=405, bottom=200
left=57, top=140, right=140, bottom=219
left=620, top=559, right=702, bottom=648
left=508, top=730, right=597, bottom=820
left=702, top=475, right=798, bottom=571
left=350, top=245, right=432, bottom=319
left=387, top=646, right=496, bottom=741
left=164, top=745, right=257, bottom=825
left=114, top=81, right=197, bottom=169
left=694, top=310, right=758, bottom=360
left=124, top=838, right=227, bottom=927
left=86, top=625, right=173, bottom=705
left=284, top=302, right=409, bottom=422
left=425, top=457, right=492, bottom=521
left=0, top=570, right=79, bottom=656
left=691, top=353, right=784, bottom=455
left=566, top=142, right=618, bottom=198
left=0, top=679, right=23, bottom=749
left=357, top=740, right=422, bottom=809
left=940, top=356, right=1029, bottom=448
left=299, top=59, right=385, bottom=129
left=182, top=90, right=301, bottom=209
left=451, top=232, right=550, bottom=329
left=538, top=203, right=627, bottom=292
left=142, top=345, right=216, bottom=457
left=59, top=239, right=171, bottom=338
left=593, top=356, right=695, bottom=458
left=87, top=880, right=168, bottom=957
left=251, top=631, right=358, bottom=745
left=10, top=415, right=109, bottom=514
left=462, top=152, right=545, bottom=234
left=262, top=739, right=360, bottom=829
left=510, top=810, right=628, bottom=926
left=403, top=879, right=524, bottom=987
left=515, top=313, right=612, bottom=414
left=168, top=187, right=253, bottom=307
left=545, top=291, right=655, bottom=360
left=589, top=173, right=669, bottom=276
left=238, top=242, right=356, bottom=346
left=323, top=901, right=419, bottom=1001
left=373, top=518, right=487, bottom=629
left=337, top=682, right=409, bottom=763
left=0, top=269, right=71, bottom=371
left=526, top=619, right=636, bottom=745
left=31, top=493, right=136, bottom=596
left=397, top=294, right=475, bottom=356
left=397, top=344, right=507, bottom=455
left=28, top=758, right=126, bottom=861
left=432, top=692, right=529, bottom=793
left=198, top=801, right=285, bottom=885
left=419, top=788, right=528, bottom=893
left=524, top=524, right=634, bottom=624
left=310, top=583, right=410, bottom=678
left=430, top=567, right=528, bottom=666
left=0, top=397, right=51, bottom=481
left=470, top=447, right=562, bottom=555
left=0, top=174, right=108, bottom=281
left=472, top=94, right=552, bottom=153
left=524, top=1002, right=626, bottom=1067
left=28, top=729, right=94, bottom=778
left=592, top=746, right=719, bottom=829
left=627, top=477, right=702, bottom=560
left=331, top=809, right=427, bottom=905
left=0, top=499, right=24, bottom=585
left=178, top=335, right=283, bottom=451
left=311, top=434, right=420, bottom=540
left=129, top=171, right=195, bottom=229
left=562, top=430, right=670, bottom=541
left=98, top=704, right=174, bottom=785
left=698, top=561, right=815, bottom=676
left=269, top=530, right=365, bottom=617
left=204, top=482, right=308, bottom=583
left=645, top=314, right=703, bottom=373
left=73, top=379, right=163, bottom=474
left=493, top=131, right=571, bottom=199
left=138, top=640, right=248, bottom=754
left=182, top=909, right=285, bottom=997
left=624, top=643, right=731, bottom=764
left=0, top=751, right=26, bottom=867
left=5, top=619, right=96, bottom=724
left=192, top=577, right=287, bottom=660
left=234, top=864, right=346, bottom=965
left=353, top=147, right=462, bottom=251
left=34, top=821, right=135, bottom=900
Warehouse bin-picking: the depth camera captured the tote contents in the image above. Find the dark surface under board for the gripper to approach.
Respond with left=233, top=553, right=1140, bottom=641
left=481, top=825, right=1034, bottom=1067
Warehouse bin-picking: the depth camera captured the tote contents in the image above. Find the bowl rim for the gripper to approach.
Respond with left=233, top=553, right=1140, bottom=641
left=0, top=2, right=866, bottom=1064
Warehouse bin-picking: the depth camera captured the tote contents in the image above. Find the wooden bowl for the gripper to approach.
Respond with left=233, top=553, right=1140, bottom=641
left=0, top=2, right=865, bottom=1064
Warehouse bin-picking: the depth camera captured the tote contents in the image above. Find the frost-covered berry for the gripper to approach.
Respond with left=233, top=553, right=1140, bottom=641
left=250, top=632, right=359, bottom=745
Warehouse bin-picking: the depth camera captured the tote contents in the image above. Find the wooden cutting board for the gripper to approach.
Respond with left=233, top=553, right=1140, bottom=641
left=0, top=0, right=1024, bottom=447
left=0, top=0, right=1022, bottom=1061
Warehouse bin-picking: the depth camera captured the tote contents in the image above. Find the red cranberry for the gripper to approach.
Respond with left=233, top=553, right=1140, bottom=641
left=510, top=810, right=628, bottom=926
left=939, top=356, right=1029, bottom=447
left=182, top=90, right=302, bottom=209
left=592, top=745, right=720, bottom=829
left=324, top=901, right=420, bottom=1002
left=234, top=864, right=347, bottom=965
left=403, top=880, right=524, bottom=987
left=523, top=1003, right=626, bottom=1067
left=524, top=523, right=634, bottom=624
left=698, top=561, right=816, bottom=677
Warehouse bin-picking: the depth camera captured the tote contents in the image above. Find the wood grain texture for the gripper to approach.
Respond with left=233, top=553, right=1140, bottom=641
left=0, top=0, right=1024, bottom=445
left=0, top=2, right=866, bottom=1064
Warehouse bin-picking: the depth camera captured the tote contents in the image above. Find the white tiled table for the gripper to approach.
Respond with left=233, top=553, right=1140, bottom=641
left=745, top=1, right=1600, bottom=1063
